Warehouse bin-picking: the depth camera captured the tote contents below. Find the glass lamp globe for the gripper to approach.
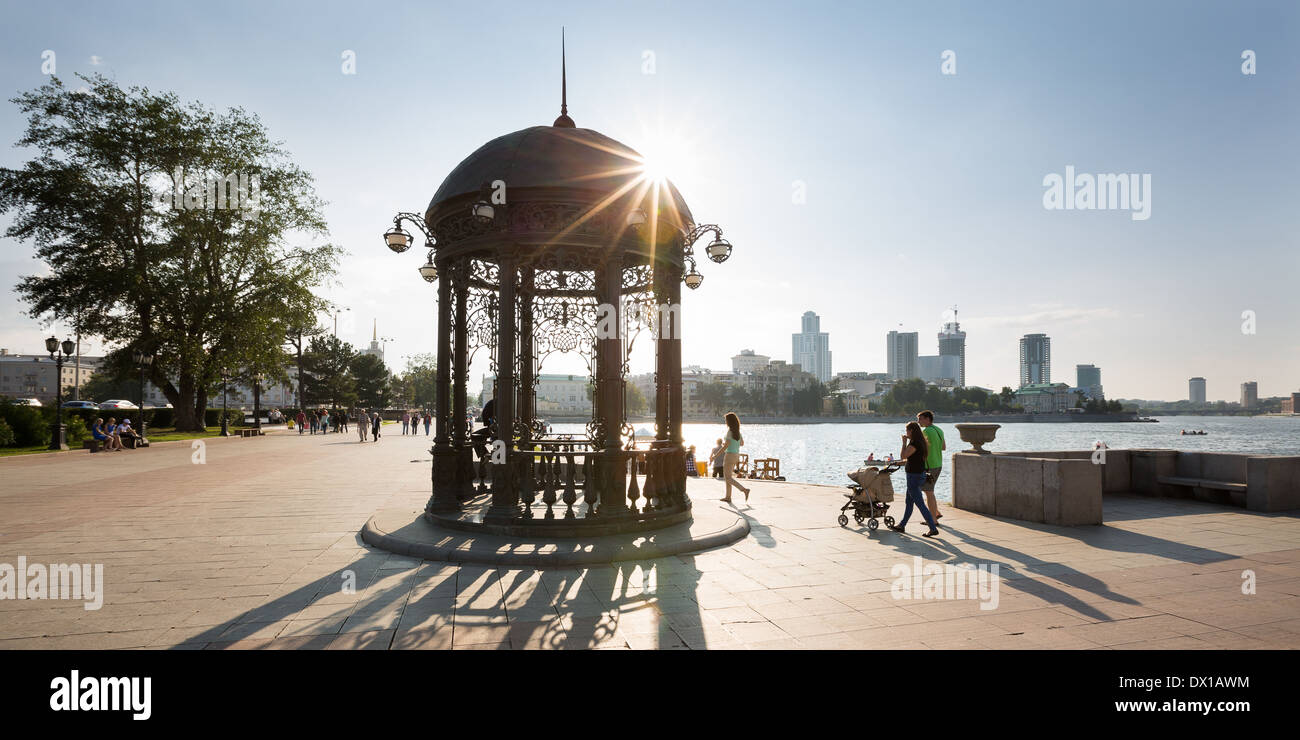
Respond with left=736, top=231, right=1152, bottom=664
left=471, top=201, right=495, bottom=223
left=385, top=227, right=412, bottom=253
left=705, top=238, right=732, bottom=263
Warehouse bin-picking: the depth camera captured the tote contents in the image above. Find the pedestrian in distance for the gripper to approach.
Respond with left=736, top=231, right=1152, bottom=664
left=719, top=412, right=751, bottom=504
left=709, top=438, right=725, bottom=479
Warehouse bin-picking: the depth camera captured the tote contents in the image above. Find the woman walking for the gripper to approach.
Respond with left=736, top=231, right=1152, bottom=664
left=371, top=410, right=382, bottom=442
left=719, top=412, right=751, bottom=504
left=357, top=408, right=368, bottom=442
left=889, top=421, right=940, bottom=537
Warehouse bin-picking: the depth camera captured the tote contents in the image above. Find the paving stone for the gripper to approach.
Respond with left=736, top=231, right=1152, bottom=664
left=2, top=433, right=1297, bottom=651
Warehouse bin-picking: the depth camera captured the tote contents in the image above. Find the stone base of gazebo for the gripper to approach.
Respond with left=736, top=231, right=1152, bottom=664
left=361, top=500, right=749, bottom=566
left=429, top=497, right=694, bottom=538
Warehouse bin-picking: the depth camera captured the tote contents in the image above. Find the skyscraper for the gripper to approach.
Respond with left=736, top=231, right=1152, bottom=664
left=1240, top=381, right=1258, bottom=409
left=887, top=330, right=918, bottom=381
left=1019, top=333, right=1051, bottom=387
left=1076, top=364, right=1103, bottom=400
left=937, top=308, right=967, bottom=387
left=791, top=311, right=832, bottom=383
left=1189, top=377, right=1206, bottom=404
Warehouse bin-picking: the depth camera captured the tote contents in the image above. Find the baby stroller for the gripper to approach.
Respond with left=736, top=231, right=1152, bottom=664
left=838, top=463, right=899, bottom=532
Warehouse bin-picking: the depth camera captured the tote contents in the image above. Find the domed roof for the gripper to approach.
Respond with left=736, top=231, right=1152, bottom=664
left=426, top=124, right=694, bottom=229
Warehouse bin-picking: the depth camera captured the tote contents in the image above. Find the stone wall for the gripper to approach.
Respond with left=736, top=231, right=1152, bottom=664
left=954, top=448, right=1300, bottom=520
left=952, top=451, right=1102, bottom=526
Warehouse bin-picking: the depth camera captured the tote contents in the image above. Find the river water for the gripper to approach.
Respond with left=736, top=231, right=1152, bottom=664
left=550, top=416, right=1300, bottom=503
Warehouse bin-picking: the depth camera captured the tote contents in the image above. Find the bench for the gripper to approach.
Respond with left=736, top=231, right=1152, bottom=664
left=237, top=428, right=261, bottom=438
left=1157, top=475, right=1247, bottom=493
left=121, top=435, right=148, bottom=449
left=751, top=458, right=781, bottom=480
left=83, top=439, right=101, bottom=453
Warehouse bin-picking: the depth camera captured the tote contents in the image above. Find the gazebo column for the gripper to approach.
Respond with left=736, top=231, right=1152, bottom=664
left=666, top=263, right=684, bottom=445
left=428, top=256, right=460, bottom=513
left=452, top=262, right=473, bottom=492
left=653, top=262, right=670, bottom=442
left=486, top=257, right=518, bottom=523
left=518, top=268, right=535, bottom=439
left=595, top=254, right=629, bottom=517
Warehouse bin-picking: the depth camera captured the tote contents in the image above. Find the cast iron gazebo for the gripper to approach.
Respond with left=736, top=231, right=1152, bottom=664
left=383, top=59, right=733, bottom=536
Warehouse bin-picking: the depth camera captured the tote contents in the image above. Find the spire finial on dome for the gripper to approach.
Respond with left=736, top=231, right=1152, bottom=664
left=553, top=28, right=575, bottom=128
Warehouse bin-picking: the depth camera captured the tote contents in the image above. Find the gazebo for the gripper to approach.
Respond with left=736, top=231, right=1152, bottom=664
left=383, top=62, right=733, bottom=536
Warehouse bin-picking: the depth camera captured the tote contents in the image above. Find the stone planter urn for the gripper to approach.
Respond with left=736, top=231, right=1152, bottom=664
left=955, top=423, right=1000, bottom=454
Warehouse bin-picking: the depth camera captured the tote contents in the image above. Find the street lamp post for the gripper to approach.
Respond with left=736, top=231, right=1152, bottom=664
left=253, top=372, right=263, bottom=434
left=45, top=336, right=75, bottom=451
left=131, top=347, right=154, bottom=445
left=383, top=212, right=438, bottom=283
left=220, top=367, right=231, bottom=437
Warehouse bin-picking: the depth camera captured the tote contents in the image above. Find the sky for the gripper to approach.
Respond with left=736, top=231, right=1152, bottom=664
left=0, top=0, right=1296, bottom=402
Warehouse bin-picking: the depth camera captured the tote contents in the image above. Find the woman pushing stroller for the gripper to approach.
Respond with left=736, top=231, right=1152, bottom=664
left=888, top=421, right=940, bottom=538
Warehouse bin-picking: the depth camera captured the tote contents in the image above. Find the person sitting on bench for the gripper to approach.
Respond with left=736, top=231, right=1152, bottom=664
left=92, top=418, right=122, bottom=451
left=117, top=417, right=142, bottom=446
left=104, top=417, right=128, bottom=451
left=471, top=398, right=497, bottom=463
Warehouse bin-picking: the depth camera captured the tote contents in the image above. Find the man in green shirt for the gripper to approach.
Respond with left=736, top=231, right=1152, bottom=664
left=917, top=410, right=946, bottom=519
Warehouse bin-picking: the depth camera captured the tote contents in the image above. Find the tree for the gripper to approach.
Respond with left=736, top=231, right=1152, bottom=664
left=403, top=353, right=438, bottom=410
left=79, top=371, right=138, bottom=405
left=999, top=387, right=1016, bottom=407
left=791, top=380, right=829, bottom=416
left=351, top=353, right=391, bottom=409
left=728, top=385, right=752, bottom=414
left=286, top=322, right=327, bottom=410
left=0, top=74, right=338, bottom=430
left=302, top=336, right=357, bottom=408
left=698, top=382, right=730, bottom=416
left=625, top=382, right=648, bottom=416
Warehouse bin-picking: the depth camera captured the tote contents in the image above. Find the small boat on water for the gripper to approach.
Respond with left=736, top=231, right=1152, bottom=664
left=1180, top=430, right=1208, bottom=436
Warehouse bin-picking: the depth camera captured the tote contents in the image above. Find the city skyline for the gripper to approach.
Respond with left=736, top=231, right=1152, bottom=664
left=0, top=1, right=1295, bottom=402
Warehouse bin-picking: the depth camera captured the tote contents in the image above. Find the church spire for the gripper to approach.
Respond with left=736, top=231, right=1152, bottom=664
left=553, top=28, right=575, bottom=128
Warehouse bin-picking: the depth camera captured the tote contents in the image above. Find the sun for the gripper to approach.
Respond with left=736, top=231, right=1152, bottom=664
left=634, top=128, right=694, bottom=189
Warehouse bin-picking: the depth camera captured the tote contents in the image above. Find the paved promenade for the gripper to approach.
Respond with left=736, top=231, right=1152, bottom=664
left=1, top=430, right=1297, bottom=650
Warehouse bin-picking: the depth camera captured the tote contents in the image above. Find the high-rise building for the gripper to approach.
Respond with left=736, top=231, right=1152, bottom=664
left=937, top=308, right=967, bottom=387
left=791, top=311, right=832, bottom=383
left=1019, top=333, right=1051, bottom=387
left=886, top=330, right=918, bottom=381
left=1076, top=364, right=1103, bottom=400
left=917, top=355, right=960, bottom=386
left=1240, top=381, right=1258, bottom=409
left=1189, top=377, right=1206, bottom=404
